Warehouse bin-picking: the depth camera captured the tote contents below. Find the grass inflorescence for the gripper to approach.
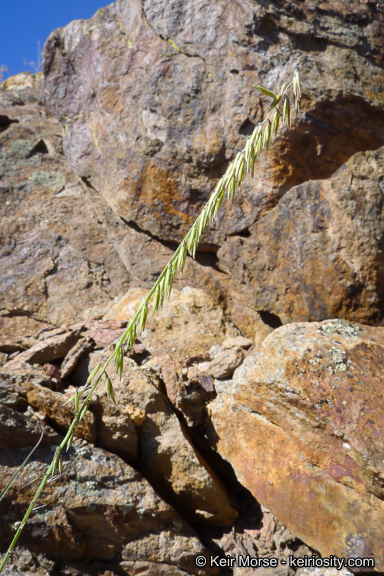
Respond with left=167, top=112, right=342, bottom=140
left=0, top=69, right=301, bottom=573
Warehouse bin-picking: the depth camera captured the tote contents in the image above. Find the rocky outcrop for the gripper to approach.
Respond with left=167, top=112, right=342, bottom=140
left=1, top=0, right=384, bottom=573
left=0, top=430, right=217, bottom=576
left=0, top=315, right=313, bottom=575
left=209, top=320, right=384, bottom=568
left=218, top=147, right=384, bottom=327
left=43, top=0, right=384, bottom=336
left=74, top=347, right=238, bottom=527
left=0, top=76, right=129, bottom=331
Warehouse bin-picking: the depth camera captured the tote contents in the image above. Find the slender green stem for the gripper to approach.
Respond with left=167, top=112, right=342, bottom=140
left=117, top=82, right=294, bottom=345
left=0, top=74, right=298, bottom=573
left=0, top=355, right=114, bottom=573
left=0, top=432, right=44, bottom=503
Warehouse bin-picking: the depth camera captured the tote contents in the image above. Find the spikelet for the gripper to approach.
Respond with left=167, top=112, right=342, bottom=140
left=186, top=225, right=198, bottom=258
left=137, top=301, right=148, bottom=335
left=176, top=242, right=187, bottom=276
left=164, top=264, right=176, bottom=298
left=283, top=96, right=291, bottom=127
left=158, top=276, right=166, bottom=307
left=235, top=154, right=245, bottom=188
left=253, top=85, right=276, bottom=99
left=105, top=373, right=116, bottom=404
left=198, top=206, right=209, bottom=241
left=114, top=345, right=123, bottom=379
left=227, top=174, right=236, bottom=203
left=125, top=322, right=136, bottom=350
left=272, top=108, right=280, bottom=138
left=255, top=129, right=263, bottom=158
left=263, top=120, right=271, bottom=149
left=152, top=286, right=161, bottom=316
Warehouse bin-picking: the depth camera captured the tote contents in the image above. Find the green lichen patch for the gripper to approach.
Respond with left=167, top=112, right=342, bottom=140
left=318, top=319, right=362, bottom=339
left=9, top=139, right=35, bottom=160
left=30, top=171, right=66, bottom=190
left=326, top=347, right=353, bottom=374
left=4, top=139, right=42, bottom=167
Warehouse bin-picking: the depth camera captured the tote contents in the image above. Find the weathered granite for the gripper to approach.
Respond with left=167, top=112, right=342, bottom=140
left=73, top=349, right=238, bottom=527
left=209, top=320, right=384, bottom=569
left=1, top=0, right=384, bottom=572
left=42, top=0, right=384, bottom=334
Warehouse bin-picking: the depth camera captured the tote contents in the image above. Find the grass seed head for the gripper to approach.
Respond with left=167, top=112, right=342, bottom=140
left=255, top=130, right=263, bottom=158
left=125, top=323, right=136, bottom=349
left=283, top=96, right=291, bottom=127
left=137, top=301, right=148, bottom=334
left=85, top=361, right=102, bottom=386
left=114, top=345, right=123, bottom=379
left=263, top=120, right=271, bottom=149
left=236, top=156, right=245, bottom=187
left=159, top=276, right=166, bottom=307
left=186, top=225, right=198, bottom=257
left=248, top=145, right=255, bottom=176
left=272, top=108, right=280, bottom=137
left=250, top=123, right=262, bottom=147
left=176, top=242, right=187, bottom=276
left=293, top=69, right=301, bottom=100
left=79, top=403, right=89, bottom=421
left=152, top=286, right=161, bottom=316
left=106, top=373, right=116, bottom=404
left=253, top=85, right=276, bottom=99
left=165, top=265, right=175, bottom=298
left=212, top=186, right=225, bottom=220
left=227, top=173, right=236, bottom=202
left=66, top=432, right=74, bottom=452
left=223, top=162, right=235, bottom=188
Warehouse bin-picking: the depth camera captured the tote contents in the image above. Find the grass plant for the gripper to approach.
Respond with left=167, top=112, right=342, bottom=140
left=0, top=69, right=301, bottom=573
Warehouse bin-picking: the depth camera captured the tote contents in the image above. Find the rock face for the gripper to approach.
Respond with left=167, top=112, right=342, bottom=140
left=209, top=320, right=384, bottom=568
left=0, top=75, right=129, bottom=330
left=43, top=0, right=384, bottom=336
left=74, top=348, right=238, bottom=527
left=1, top=0, right=384, bottom=573
left=0, top=439, right=217, bottom=576
left=218, top=148, right=384, bottom=326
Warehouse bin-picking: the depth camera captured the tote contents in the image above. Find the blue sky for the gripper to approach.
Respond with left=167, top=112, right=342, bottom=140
left=0, top=1, right=109, bottom=79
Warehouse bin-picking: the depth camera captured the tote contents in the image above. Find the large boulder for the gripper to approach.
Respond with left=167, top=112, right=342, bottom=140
left=209, top=319, right=384, bottom=569
left=42, top=0, right=384, bottom=335
left=218, top=146, right=384, bottom=328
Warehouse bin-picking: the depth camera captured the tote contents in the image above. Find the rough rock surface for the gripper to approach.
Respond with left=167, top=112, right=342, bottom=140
left=0, top=76, right=129, bottom=329
left=107, top=286, right=241, bottom=361
left=0, top=440, right=217, bottom=576
left=209, top=319, right=384, bottom=568
left=218, top=147, right=384, bottom=327
left=157, top=336, right=254, bottom=427
left=1, top=0, right=384, bottom=573
left=73, top=349, right=238, bottom=527
left=0, top=353, right=314, bottom=576
left=43, top=0, right=384, bottom=335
